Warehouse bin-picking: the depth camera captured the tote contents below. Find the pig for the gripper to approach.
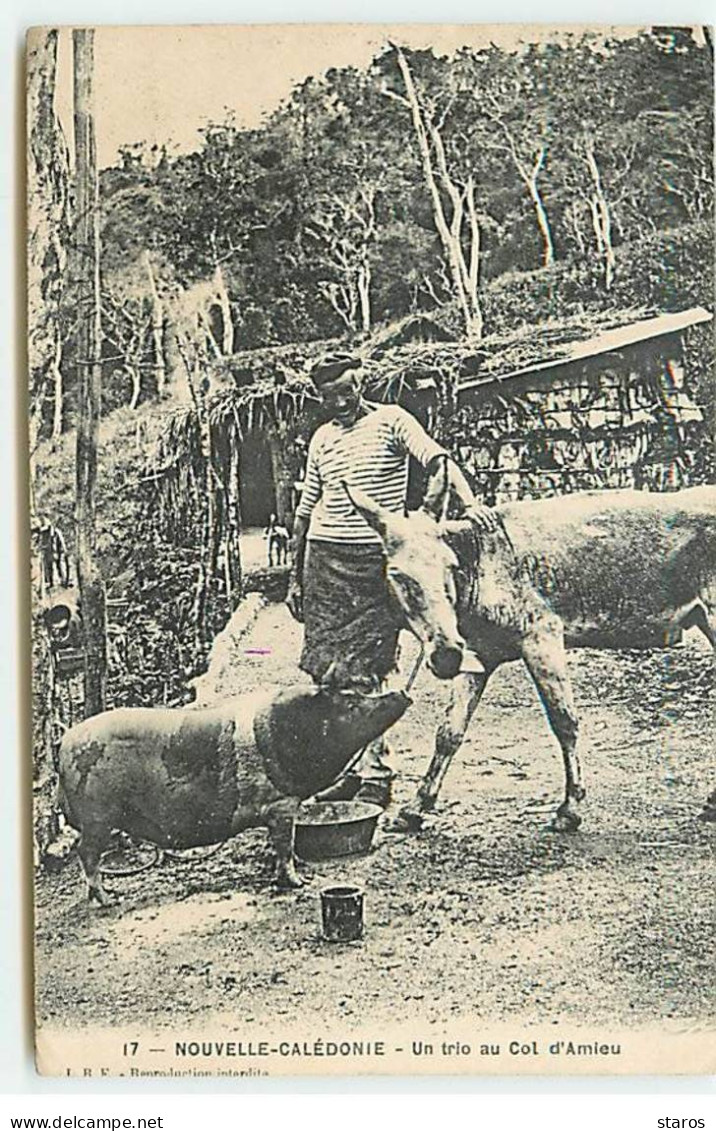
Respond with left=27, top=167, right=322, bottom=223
left=58, top=684, right=410, bottom=905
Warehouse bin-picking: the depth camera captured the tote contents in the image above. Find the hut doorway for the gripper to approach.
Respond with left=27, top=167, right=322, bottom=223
left=239, top=430, right=276, bottom=528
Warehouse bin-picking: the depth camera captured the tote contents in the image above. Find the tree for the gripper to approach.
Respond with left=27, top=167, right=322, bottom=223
left=478, top=47, right=555, bottom=269
left=92, top=28, right=714, bottom=356
left=386, top=46, right=484, bottom=339
left=543, top=30, right=713, bottom=287
left=73, top=27, right=107, bottom=716
left=27, top=29, right=71, bottom=454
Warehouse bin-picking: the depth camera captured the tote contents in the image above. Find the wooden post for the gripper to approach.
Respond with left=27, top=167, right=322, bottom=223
left=73, top=28, right=106, bottom=715
left=265, top=421, right=297, bottom=527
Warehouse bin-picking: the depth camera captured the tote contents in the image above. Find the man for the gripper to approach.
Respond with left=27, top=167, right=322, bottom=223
left=286, top=351, right=493, bottom=807
left=265, top=513, right=290, bottom=567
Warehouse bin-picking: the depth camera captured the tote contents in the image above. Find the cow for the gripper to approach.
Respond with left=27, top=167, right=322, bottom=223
left=343, top=468, right=716, bottom=833
left=59, top=684, right=410, bottom=906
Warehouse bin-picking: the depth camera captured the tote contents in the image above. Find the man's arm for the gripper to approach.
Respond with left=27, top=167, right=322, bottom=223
left=393, top=407, right=497, bottom=531
left=286, top=514, right=309, bottom=622
left=444, top=460, right=496, bottom=531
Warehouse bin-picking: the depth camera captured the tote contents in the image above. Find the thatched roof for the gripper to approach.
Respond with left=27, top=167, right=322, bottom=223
left=458, top=306, right=713, bottom=392
left=208, top=305, right=712, bottom=416
left=146, top=304, right=712, bottom=536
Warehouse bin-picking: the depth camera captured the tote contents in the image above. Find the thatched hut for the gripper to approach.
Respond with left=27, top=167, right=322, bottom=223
left=135, top=300, right=713, bottom=666
left=43, top=303, right=715, bottom=764
left=172, top=304, right=712, bottom=531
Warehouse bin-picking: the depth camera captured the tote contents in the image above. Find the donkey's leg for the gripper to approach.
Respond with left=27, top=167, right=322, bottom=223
left=521, top=630, right=584, bottom=833
left=685, top=594, right=716, bottom=821
left=685, top=598, right=716, bottom=648
left=418, top=672, right=490, bottom=811
left=394, top=671, right=489, bottom=832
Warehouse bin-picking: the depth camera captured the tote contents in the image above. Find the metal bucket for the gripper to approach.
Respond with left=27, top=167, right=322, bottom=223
left=320, top=885, right=364, bottom=942
left=295, top=800, right=382, bottom=861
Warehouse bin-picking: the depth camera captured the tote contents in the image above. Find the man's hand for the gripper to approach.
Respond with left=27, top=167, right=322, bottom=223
left=464, top=501, right=499, bottom=533
left=286, top=574, right=304, bottom=622
left=441, top=458, right=499, bottom=534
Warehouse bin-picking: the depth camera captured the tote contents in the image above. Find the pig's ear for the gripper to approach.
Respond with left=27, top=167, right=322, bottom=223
left=422, top=454, right=450, bottom=521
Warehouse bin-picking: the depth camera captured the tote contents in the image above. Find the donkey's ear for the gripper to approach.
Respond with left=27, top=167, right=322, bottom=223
left=422, top=453, right=451, bottom=520
left=342, top=481, right=390, bottom=541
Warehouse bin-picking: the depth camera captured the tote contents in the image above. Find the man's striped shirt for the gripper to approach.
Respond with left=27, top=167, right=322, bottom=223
left=296, top=403, right=444, bottom=544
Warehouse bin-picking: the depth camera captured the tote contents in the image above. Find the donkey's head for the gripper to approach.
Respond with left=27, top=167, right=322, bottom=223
left=344, top=458, right=471, bottom=680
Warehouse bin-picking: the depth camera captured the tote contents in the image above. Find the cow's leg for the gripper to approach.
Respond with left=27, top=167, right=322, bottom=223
left=393, top=671, right=489, bottom=832
left=263, top=797, right=304, bottom=889
left=521, top=630, right=584, bottom=832
left=77, top=823, right=119, bottom=907
left=522, top=628, right=583, bottom=832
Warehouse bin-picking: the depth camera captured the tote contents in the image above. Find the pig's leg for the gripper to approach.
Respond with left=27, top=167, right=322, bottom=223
left=263, top=798, right=304, bottom=889
left=77, top=823, right=120, bottom=907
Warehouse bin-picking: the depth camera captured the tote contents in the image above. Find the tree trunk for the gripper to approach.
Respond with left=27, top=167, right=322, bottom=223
left=142, top=250, right=167, bottom=396
left=162, top=316, right=193, bottom=404
left=127, top=362, right=141, bottom=410
left=530, top=181, right=555, bottom=268
left=172, top=321, right=215, bottom=648
left=191, top=376, right=214, bottom=650
left=463, top=175, right=483, bottom=338
left=583, top=138, right=616, bottom=290
left=357, top=260, right=372, bottom=334
left=27, top=28, right=70, bottom=465
left=73, top=28, right=106, bottom=717
left=199, top=308, right=223, bottom=359
left=395, top=48, right=482, bottom=340
left=30, top=523, right=57, bottom=861
left=51, top=334, right=63, bottom=439
left=489, top=116, right=554, bottom=271
left=522, top=149, right=554, bottom=268
left=266, top=421, right=297, bottom=527
left=213, top=264, right=234, bottom=355
left=222, top=422, right=242, bottom=608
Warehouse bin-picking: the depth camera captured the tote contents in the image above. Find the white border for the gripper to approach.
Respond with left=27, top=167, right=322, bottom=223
left=3, top=0, right=715, bottom=1100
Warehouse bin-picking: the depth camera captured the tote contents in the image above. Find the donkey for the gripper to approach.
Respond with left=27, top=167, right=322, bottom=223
left=344, top=468, right=716, bottom=833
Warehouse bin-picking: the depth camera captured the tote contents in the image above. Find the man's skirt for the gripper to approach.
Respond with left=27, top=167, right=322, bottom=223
left=300, top=540, right=400, bottom=689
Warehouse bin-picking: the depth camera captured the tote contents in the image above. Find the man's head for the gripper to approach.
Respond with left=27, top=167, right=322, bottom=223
left=312, top=352, right=363, bottom=427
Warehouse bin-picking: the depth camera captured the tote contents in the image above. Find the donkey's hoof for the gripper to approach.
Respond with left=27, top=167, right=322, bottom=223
left=387, top=808, right=424, bottom=834
left=549, top=808, right=581, bottom=834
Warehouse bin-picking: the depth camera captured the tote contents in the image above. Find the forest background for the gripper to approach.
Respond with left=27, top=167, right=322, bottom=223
left=27, top=24, right=715, bottom=721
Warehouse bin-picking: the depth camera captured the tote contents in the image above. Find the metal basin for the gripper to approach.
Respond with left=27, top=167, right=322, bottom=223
left=295, top=800, right=382, bottom=861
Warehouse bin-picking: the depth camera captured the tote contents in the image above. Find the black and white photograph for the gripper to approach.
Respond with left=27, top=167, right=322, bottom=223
left=27, top=23, right=715, bottom=1078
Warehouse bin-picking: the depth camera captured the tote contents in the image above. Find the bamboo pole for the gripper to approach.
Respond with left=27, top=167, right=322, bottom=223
left=73, top=28, right=107, bottom=715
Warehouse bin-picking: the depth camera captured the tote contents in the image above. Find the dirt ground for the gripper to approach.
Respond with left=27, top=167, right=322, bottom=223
left=35, top=599, right=715, bottom=1036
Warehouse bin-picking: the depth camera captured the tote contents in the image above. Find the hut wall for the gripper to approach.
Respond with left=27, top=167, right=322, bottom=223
left=448, top=336, right=705, bottom=504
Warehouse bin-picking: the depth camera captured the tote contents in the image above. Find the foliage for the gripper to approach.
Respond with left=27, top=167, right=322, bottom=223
left=29, top=26, right=714, bottom=444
